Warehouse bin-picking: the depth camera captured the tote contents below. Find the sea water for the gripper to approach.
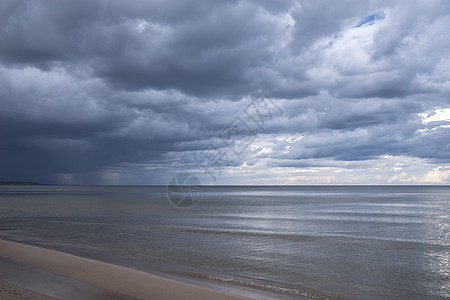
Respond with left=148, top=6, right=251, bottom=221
left=0, top=185, right=448, bottom=299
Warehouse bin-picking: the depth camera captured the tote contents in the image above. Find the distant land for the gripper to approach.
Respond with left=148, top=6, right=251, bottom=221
left=0, top=181, right=39, bottom=185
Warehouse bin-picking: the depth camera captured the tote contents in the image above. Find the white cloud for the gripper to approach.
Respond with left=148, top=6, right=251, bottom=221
left=422, top=166, right=450, bottom=183
left=389, top=166, right=450, bottom=184
left=419, top=108, right=450, bottom=124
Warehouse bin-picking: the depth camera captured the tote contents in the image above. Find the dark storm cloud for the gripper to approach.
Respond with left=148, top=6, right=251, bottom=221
left=0, top=0, right=449, bottom=184
left=0, top=0, right=296, bottom=98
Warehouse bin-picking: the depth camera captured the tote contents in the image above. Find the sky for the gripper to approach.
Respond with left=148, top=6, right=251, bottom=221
left=0, top=0, right=449, bottom=185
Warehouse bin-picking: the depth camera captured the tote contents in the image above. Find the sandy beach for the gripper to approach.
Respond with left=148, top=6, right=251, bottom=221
left=0, top=280, right=57, bottom=300
left=0, top=239, right=249, bottom=300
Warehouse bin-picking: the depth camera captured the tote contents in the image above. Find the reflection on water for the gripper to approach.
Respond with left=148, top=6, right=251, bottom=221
left=424, top=201, right=449, bottom=298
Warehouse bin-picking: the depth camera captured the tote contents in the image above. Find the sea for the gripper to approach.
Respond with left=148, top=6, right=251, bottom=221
left=0, top=185, right=448, bottom=299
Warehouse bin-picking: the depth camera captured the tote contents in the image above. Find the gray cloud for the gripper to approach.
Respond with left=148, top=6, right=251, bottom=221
left=0, top=0, right=449, bottom=184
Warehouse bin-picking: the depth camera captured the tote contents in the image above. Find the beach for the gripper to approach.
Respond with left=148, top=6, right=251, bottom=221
left=0, top=239, right=249, bottom=300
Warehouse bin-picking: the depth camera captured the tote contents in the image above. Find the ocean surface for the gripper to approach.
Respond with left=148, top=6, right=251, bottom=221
left=0, top=185, right=448, bottom=299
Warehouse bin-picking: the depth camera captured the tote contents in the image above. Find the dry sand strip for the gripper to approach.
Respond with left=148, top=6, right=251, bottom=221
left=0, top=280, right=58, bottom=300
left=0, top=239, right=250, bottom=300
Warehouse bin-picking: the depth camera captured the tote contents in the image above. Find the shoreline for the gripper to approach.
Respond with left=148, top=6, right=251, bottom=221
left=0, top=239, right=250, bottom=300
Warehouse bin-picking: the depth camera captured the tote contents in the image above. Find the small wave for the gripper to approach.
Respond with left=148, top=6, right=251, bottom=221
left=167, top=226, right=323, bottom=241
left=177, top=271, right=345, bottom=299
left=163, top=226, right=449, bottom=247
left=207, top=274, right=345, bottom=300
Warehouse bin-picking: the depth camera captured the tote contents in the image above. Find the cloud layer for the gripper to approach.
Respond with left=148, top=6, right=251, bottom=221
left=0, top=0, right=449, bottom=184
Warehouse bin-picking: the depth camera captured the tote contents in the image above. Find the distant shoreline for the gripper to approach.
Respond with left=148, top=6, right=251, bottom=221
left=0, top=181, right=39, bottom=185
left=1, top=182, right=449, bottom=186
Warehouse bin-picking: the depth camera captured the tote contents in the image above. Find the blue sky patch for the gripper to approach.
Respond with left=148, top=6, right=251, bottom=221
left=356, top=13, right=385, bottom=27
